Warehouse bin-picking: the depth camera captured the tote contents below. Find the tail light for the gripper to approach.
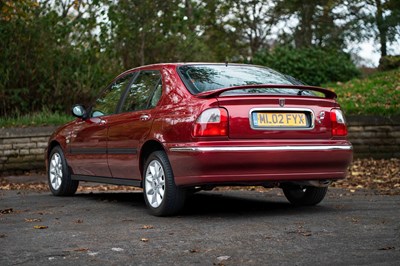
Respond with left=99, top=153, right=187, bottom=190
left=330, top=109, right=348, bottom=136
left=193, top=108, right=228, bottom=137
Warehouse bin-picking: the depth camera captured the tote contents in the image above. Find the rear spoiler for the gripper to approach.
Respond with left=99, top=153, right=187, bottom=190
left=196, top=84, right=337, bottom=99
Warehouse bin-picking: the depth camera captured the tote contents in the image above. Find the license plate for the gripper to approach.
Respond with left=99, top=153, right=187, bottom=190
left=252, top=112, right=308, bottom=128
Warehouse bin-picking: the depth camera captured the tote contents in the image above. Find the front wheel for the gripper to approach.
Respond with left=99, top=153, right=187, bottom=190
left=48, top=146, right=79, bottom=196
left=282, top=185, right=328, bottom=206
left=143, top=151, right=186, bottom=216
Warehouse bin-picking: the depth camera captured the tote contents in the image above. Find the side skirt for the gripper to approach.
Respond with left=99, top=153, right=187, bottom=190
left=71, top=175, right=142, bottom=187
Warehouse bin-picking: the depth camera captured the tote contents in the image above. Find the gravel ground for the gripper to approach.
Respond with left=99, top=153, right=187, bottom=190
left=1, top=158, right=399, bottom=265
left=1, top=189, right=400, bottom=265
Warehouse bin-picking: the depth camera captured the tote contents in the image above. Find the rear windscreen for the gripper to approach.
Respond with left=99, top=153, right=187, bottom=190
left=178, top=64, right=315, bottom=96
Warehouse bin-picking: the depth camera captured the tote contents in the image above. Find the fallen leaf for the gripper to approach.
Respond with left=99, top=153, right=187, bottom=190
left=33, top=225, right=48, bottom=229
left=189, top=249, right=199, bottom=253
left=73, top=248, right=89, bottom=252
left=217, top=256, right=231, bottom=261
left=0, top=234, right=6, bottom=238
left=74, top=219, right=83, bottom=224
left=88, top=252, right=99, bottom=256
left=142, top=225, right=154, bottom=229
left=140, top=238, right=149, bottom=242
left=0, top=208, right=13, bottom=214
left=332, top=158, right=400, bottom=195
left=25, top=218, right=41, bottom=223
left=378, top=246, right=395, bottom=251
left=121, top=219, right=135, bottom=222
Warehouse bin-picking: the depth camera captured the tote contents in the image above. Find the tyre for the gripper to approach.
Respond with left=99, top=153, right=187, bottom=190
left=48, top=146, right=79, bottom=196
left=143, top=150, right=186, bottom=216
left=282, top=185, right=328, bottom=206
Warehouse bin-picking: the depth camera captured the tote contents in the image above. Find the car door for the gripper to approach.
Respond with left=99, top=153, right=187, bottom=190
left=107, top=70, right=163, bottom=180
left=67, top=73, right=135, bottom=176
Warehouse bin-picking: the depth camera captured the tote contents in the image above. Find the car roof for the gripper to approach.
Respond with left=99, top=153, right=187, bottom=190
left=115, top=62, right=262, bottom=80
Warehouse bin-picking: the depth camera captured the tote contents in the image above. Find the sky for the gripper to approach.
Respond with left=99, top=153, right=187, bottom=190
left=356, top=40, right=400, bottom=67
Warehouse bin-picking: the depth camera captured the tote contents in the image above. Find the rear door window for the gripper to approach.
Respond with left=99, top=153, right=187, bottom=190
left=120, top=71, right=162, bottom=113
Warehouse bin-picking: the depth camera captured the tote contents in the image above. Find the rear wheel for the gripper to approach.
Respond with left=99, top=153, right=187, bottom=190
left=48, top=146, right=79, bottom=196
left=282, top=185, right=328, bottom=206
left=143, top=151, right=186, bottom=216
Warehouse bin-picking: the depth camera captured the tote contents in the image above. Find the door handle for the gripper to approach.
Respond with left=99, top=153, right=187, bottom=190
left=140, top=114, right=150, bottom=121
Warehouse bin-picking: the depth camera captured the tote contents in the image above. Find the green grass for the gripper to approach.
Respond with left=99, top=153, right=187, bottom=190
left=323, top=69, right=400, bottom=116
left=0, top=111, right=74, bottom=128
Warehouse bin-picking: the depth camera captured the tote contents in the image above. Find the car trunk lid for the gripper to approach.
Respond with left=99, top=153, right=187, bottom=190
left=218, top=95, right=337, bottom=139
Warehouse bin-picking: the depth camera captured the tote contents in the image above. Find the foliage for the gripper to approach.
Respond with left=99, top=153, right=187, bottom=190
left=253, top=46, right=360, bottom=86
left=362, top=0, right=400, bottom=57
left=0, top=0, right=399, bottom=118
left=0, top=109, right=73, bottom=128
left=324, top=69, right=400, bottom=115
left=271, top=0, right=367, bottom=50
left=271, top=0, right=400, bottom=58
left=226, top=0, right=274, bottom=58
left=106, top=0, right=240, bottom=68
left=378, top=55, right=400, bottom=71
left=0, top=0, right=120, bottom=117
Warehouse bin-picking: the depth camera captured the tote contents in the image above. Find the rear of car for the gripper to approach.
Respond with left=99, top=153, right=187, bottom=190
left=166, top=64, right=352, bottom=189
left=46, top=62, right=353, bottom=216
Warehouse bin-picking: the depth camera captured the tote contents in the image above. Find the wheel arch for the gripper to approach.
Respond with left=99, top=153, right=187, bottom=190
left=46, top=140, right=73, bottom=174
left=47, top=140, right=61, bottom=158
left=139, top=140, right=166, bottom=177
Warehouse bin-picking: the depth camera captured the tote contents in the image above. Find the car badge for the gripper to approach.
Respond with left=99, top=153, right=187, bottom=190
left=319, top=111, right=325, bottom=120
left=317, top=111, right=325, bottom=124
left=279, top=99, right=285, bottom=107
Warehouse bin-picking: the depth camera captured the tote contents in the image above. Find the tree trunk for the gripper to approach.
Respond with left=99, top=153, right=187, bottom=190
left=140, top=32, right=145, bottom=66
left=185, top=0, right=195, bottom=32
left=294, top=2, right=315, bottom=48
left=375, top=0, right=387, bottom=57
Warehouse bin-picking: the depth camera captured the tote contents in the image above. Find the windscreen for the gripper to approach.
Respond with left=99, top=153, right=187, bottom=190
left=178, top=64, right=314, bottom=96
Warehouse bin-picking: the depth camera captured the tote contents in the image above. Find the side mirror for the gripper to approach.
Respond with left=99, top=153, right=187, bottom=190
left=72, top=105, right=87, bottom=119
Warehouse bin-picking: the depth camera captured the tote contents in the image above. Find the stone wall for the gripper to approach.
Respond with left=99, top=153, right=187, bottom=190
left=0, top=116, right=399, bottom=173
left=0, top=126, right=57, bottom=174
left=347, top=116, right=400, bottom=159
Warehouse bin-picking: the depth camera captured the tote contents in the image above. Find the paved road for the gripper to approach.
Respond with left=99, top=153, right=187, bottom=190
left=1, top=188, right=399, bottom=265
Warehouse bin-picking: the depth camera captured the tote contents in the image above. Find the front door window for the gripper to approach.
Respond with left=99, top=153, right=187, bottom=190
left=92, top=73, right=134, bottom=117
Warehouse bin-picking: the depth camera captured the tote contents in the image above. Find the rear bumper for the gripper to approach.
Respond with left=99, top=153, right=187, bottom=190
left=170, top=145, right=352, bottom=152
left=166, top=140, right=353, bottom=187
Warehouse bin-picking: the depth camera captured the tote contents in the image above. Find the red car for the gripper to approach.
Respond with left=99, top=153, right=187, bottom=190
left=46, top=63, right=353, bottom=216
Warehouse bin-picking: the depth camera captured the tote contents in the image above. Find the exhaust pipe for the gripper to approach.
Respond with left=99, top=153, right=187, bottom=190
left=305, top=180, right=332, bottom=187
left=284, top=180, right=332, bottom=188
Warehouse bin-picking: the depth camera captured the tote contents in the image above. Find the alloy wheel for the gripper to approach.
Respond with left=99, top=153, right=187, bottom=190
left=49, top=153, right=63, bottom=190
left=145, top=160, right=166, bottom=208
